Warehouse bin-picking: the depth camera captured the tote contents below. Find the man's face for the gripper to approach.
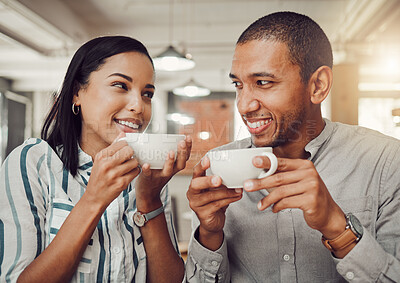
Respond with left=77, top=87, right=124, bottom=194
left=230, top=40, right=311, bottom=148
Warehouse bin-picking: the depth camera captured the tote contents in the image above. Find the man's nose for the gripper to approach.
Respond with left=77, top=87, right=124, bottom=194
left=236, top=87, right=260, bottom=114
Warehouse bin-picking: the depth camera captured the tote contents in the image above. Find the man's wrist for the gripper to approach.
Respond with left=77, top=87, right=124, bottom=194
left=197, top=226, right=224, bottom=251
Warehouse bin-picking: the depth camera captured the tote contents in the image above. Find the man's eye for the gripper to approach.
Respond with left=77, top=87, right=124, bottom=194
left=257, top=80, right=271, bottom=86
left=111, top=82, right=128, bottom=90
left=232, top=81, right=242, bottom=88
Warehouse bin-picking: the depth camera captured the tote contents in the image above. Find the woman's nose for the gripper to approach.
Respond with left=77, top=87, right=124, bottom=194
left=127, top=92, right=144, bottom=113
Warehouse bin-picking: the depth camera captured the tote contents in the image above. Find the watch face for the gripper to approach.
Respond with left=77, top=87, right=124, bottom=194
left=348, top=213, right=363, bottom=237
left=133, top=212, right=145, bottom=227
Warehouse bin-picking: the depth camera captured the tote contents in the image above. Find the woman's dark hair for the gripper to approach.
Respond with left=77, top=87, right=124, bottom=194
left=237, top=11, right=333, bottom=84
left=41, top=36, right=153, bottom=176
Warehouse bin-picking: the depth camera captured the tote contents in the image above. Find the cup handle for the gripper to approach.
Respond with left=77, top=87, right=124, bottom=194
left=118, top=137, right=127, bottom=142
left=257, top=152, right=278, bottom=178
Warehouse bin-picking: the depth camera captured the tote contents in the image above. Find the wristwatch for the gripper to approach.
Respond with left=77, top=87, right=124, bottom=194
left=322, top=213, right=363, bottom=252
left=133, top=206, right=164, bottom=227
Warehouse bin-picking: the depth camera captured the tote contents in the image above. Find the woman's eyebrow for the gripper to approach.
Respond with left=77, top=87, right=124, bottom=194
left=108, top=73, right=132, bottom=82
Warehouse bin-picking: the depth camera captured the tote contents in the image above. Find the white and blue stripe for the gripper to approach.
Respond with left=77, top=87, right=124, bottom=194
left=0, top=138, right=179, bottom=282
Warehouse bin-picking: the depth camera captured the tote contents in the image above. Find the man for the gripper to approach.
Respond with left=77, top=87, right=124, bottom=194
left=185, top=11, right=400, bottom=282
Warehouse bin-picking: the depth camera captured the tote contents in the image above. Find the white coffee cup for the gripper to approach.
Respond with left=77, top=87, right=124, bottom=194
left=207, top=147, right=278, bottom=188
left=120, top=133, right=185, bottom=169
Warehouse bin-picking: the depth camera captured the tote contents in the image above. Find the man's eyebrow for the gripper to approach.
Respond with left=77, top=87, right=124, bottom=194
left=229, top=72, right=276, bottom=79
left=251, top=72, right=276, bottom=78
left=108, top=73, right=132, bottom=82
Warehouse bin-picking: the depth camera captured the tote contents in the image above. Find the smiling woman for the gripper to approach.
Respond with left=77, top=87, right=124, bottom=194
left=0, top=36, right=191, bottom=283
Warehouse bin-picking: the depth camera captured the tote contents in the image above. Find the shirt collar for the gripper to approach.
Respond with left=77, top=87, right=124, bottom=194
left=304, top=118, right=335, bottom=160
left=77, top=144, right=93, bottom=172
left=246, top=118, right=334, bottom=160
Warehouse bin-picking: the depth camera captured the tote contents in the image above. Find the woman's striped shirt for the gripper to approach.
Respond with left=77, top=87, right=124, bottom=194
left=0, top=138, right=180, bottom=282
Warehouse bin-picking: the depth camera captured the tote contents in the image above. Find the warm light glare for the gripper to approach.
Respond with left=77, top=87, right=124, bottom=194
left=198, top=131, right=211, bottom=140
left=154, top=56, right=195, bottom=71
left=172, top=79, right=211, bottom=97
left=383, top=58, right=399, bottom=74
left=358, top=82, right=400, bottom=91
left=166, top=113, right=195, bottom=125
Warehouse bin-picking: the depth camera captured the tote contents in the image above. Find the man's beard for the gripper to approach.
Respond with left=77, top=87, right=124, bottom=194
left=252, top=108, right=305, bottom=148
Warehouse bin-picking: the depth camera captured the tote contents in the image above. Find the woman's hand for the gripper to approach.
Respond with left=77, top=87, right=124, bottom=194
left=135, top=136, right=192, bottom=209
left=85, top=134, right=141, bottom=211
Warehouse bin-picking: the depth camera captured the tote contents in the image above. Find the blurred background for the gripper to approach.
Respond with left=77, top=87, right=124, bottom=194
left=1, top=0, right=400, bottom=247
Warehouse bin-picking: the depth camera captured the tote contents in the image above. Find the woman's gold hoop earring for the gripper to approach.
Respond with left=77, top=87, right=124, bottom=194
left=72, top=103, right=80, bottom=115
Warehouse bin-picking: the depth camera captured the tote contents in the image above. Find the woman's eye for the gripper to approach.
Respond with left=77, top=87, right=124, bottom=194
left=111, top=82, right=128, bottom=90
left=143, top=91, right=154, bottom=99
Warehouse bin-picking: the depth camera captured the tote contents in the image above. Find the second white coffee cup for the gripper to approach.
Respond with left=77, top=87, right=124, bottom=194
left=207, top=147, right=278, bottom=188
left=119, top=133, right=185, bottom=169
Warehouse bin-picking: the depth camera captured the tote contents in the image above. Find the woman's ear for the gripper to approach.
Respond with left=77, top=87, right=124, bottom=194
left=309, top=66, right=333, bottom=105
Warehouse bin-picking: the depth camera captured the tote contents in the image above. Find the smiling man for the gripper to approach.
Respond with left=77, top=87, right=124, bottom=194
left=185, top=11, right=400, bottom=282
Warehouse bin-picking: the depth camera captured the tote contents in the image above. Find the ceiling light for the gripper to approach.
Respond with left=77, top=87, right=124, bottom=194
left=172, top=78, right=211, bottom=97
left=166, top=113, right=195, bottom=125
left=0, top=0, right=74, bottom=55
left=153, top=0, right=195, bottom=72
left=153, top=45, right=195, bottom=71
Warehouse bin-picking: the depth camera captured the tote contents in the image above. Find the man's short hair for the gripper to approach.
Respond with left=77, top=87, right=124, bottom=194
left=237, top=11, right=333, bottom=83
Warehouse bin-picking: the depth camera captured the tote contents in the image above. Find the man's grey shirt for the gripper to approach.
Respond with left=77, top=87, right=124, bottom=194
left=185, top=119, right=400, bottom=282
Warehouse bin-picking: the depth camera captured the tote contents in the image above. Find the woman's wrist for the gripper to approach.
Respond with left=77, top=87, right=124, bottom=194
left=136, top=196, right=163, bottom=213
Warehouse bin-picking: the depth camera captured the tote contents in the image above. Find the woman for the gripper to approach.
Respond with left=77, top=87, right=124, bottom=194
left=0, top=36, right=191, bottom=282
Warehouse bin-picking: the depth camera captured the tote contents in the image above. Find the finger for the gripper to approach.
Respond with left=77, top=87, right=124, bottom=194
left=119, top=166, right=141, bottom=187
left=113, top=132, right=126, bottom=143
left=175, top=140, right=188, bottom=171
left=197, top=195, right=242, bottom=215
left=193, top=155, right=210, bottom=178
left=114, top=157, right=140, bottom=177
left=257, top=183, right=303, bottom=210
left=140, top=163, right=151, bottom=176
left=161, top=150, right=176, bottom=176
left=189, top=175, right=222, bottom=193
left=190, top=187, right=243, bottom=208
left=184, top=135, right=193, bottom=160
left=243, top=170, right=302, bottom=192
left=96, top=140, right=130, bottom=160
left=253, top=156, right=311, bottom=172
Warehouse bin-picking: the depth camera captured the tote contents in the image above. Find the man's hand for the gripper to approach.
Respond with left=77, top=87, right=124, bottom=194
left=186, top=156, right=243, bottom=250
left=243, top=156, right=346, bottom=239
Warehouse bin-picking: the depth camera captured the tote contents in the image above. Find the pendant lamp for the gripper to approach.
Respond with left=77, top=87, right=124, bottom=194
left=172, top=78, right=211, bottom=97
left=153, top=0, right=195, bottom=71
left=153, top=45, right=195, bottom=71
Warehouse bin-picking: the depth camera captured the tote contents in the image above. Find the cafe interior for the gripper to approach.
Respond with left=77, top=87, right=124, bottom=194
left=0, top=0, right=400, bottom=253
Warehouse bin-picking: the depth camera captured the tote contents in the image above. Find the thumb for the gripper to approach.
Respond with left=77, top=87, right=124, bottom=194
left=113, top=132, right=126, bottom=144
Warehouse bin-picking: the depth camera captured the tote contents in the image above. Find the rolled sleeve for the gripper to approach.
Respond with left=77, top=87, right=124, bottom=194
left=185, top=226, right=230, bottom=283
left=335, top=230, right=400, bottom=282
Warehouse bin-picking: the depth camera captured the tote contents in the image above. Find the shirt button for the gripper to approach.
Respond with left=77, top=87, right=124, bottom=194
left=114, top=247, right=121, bottom=254
left=346, top=271, right=355, bottom=280
left=283, top=254, right=290, bottom=261
left=211, top=260, right=218, bottom=267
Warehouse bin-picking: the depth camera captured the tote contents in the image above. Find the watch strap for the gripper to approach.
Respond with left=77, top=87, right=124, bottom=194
left=322, top=227, right=358, bottom=252
left=143, top=205, right=164, bottom=222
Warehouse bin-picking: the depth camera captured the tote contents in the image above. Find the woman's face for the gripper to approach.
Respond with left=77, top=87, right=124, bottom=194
left=74, top=51, right=155, bottom=156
